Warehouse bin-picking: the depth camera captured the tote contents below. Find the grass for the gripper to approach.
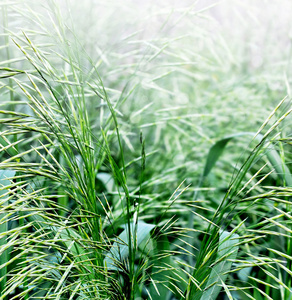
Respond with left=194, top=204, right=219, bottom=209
left=0, top=0, right=292, bottom=299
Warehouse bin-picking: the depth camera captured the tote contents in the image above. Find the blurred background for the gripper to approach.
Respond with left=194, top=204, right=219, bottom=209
left=1, top=0, right=292, bottom=197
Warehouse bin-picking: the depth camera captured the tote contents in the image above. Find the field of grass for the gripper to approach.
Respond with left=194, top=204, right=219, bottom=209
left=0, top=1, right=292, bottom=299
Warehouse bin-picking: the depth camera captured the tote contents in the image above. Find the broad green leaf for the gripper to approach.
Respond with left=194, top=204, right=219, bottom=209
left=0, top=170, right=15, bottom=197
left=105, top=221, right=155, bottom=270
left=237, top=266, right=252, bottom=282
left=257, top=134, right=292, bottom=187
left=149, top=235, right=171, bottom=300
left=199, top=230, right=239, bottom=300
left=96, top=172, right=115, bottom=192
left=203, top=132, right=253, bottom=178
left=203, top=132, right=292, bottom=187
left=149, top=235, right=188, bottom=300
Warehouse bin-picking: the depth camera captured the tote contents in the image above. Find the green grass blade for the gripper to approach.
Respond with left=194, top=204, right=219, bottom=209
left=149, top=235, right=171, bottom=300
left=105, top=221, right=155, bottom=270
left=199, top=230, right=239, bottom=300
left=203, top=132, right=258, bottom=178
left=203, top=131, right=292, bottom=186
left=0, top=170, right=15, bottom=295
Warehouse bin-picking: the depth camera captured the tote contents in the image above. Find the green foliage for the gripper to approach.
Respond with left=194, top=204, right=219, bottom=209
left=0, top=1, right=291, bottom=299
left=198, top=231, right=239, bottom=300
left=0, top=170, right=16, bottom=294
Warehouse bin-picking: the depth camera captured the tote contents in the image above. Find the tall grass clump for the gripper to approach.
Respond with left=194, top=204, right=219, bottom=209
left=0, top=1, right=292, bottom=299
